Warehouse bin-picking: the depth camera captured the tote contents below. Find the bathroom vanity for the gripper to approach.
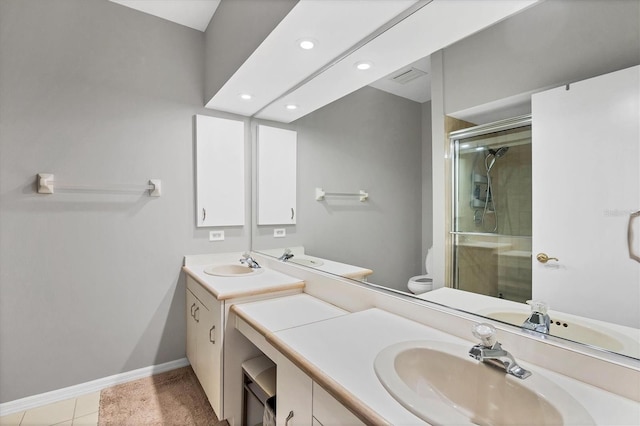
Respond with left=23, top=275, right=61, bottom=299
left=182, top=253, right=304, bottom=421
left=184, top=252, right=640, bottom=426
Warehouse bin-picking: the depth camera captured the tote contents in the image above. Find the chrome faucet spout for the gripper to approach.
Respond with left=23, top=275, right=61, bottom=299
left=522, top=300, right=551, bottom=334
left=278, top=248, right=294, bottom=262
left=469, top=323, right=531, bottom=380
left=239, top=252, right=261, bottom=269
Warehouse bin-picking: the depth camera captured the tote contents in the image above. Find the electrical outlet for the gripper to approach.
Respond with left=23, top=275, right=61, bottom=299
left=209, top=230, right=224, bottom=241
left=274, top=228, right=286, bottom=238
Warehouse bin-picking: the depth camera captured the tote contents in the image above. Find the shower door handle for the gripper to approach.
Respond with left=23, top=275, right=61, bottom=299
left=628, top=210, right=640, bottom=263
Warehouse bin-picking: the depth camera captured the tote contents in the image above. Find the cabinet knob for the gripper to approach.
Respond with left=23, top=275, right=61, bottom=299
left=536, top=253, right=559, bottom=263
left=190, top=303, right=196, bottom=317
left=291, top=208, right=295, bottom=220
left=209, top=325, right=215, bottom=344
left=193, top=306, right=199, bottom=322
left=202, top=208, right=206, bottom=222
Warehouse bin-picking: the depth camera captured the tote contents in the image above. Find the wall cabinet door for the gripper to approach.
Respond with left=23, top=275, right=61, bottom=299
left=257, top=125, right=297, bottom=225
left=195, top=115, right=245, bottom=227
left=532, top=65, right=640, bottom=328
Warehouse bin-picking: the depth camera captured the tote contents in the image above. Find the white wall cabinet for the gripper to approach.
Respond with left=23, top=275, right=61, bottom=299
left=532, top=65, right=640, bottom=328
left=276, top=354, right=364, bottom=426
left=195, top=115, right=245, bottom=227
left=186, top=278, right=223, bottom=415
left=257, top=125, right=297, bottom=225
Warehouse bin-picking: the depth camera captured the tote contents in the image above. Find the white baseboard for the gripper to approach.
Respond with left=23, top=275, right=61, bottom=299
left=0, top=358, right=190, bottom=416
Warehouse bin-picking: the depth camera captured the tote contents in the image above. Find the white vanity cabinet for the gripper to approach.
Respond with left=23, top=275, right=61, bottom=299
left=186, top=276, right=223, bottom=415
left=257, top=125, right=297, bottom=225
left=276, top=355, right=364, bottom=426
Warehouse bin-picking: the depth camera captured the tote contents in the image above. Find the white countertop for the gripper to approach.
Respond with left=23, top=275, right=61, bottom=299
left=232, top=293, right=347, bottom=333
left=183, top=254, right=304, bottom=300
left=236, top=296, right=640, bottom=425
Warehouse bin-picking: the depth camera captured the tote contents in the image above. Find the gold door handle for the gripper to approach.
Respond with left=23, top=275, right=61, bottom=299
left=536, top=253, right=559, bottom=263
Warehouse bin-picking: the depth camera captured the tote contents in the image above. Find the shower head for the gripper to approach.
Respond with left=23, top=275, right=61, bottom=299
left=486, top=146, right=509, bottom=172
left=488, top=147, right=509, bottom=158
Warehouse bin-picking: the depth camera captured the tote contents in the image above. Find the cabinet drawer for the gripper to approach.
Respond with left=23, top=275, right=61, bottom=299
left=187, top=276, right=216, bottom=309
left=312, top=383, right=364, bottom=425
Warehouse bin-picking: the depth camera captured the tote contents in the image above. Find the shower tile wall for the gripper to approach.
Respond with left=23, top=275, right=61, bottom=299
left=458, top=144, right=532, bottom=236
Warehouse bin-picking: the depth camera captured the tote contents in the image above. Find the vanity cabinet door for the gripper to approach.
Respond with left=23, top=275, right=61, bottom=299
left=185, top=288, right=200, bottom=375
left=186, top=277, right=224, bottom=417
left=257, top=125, right=297, bottom=225
left=276, top=355, right=312, bottom=426
left=195, top=114, right=245, bottom=227
left=312, top=383, right=364, bottom=425
left=198, top=292, right=223, bottom=417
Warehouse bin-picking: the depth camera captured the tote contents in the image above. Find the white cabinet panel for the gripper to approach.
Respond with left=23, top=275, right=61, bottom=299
left=532, top=65, right=640, bottom=328
left=312, top=383, right=364, bottom=426
left=257, top=125, right=297, bottom=225
left=276, top=355, right=312, bottom=426
left=196, top=115, right=245, bottom=227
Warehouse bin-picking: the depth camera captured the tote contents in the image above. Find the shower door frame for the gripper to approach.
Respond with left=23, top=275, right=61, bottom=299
left=448, top=114, right=532, bottom=291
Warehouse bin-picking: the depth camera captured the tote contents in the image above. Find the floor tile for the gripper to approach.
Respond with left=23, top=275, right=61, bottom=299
left=71, top=411, right=98, bottom=426
left=51, top=421, right=72, bottom=426
left=73, top=392, right=100, bottom=419
left=20, top=399, right=75, bottom=426
left=0, top=411, right=25, bottom=426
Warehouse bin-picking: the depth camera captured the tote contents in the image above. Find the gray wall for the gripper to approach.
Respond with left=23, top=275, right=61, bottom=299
left=253, top=87, right=426, bottom=290
left=442, top=0, right=640, bottom=114
left=204, top=0, right=298, bottom=103
left=0, top=0, right=249, bottom=402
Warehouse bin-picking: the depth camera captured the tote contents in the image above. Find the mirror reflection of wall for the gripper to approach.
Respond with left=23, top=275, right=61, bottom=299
left=253, top=87, right=430, bottom=289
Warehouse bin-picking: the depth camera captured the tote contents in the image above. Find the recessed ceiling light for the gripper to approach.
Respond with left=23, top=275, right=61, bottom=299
left=355, top=61, right=373, bottom=71
left=285, top=104, right=298, bottom=110
left=297, top=38, right=317, bottom=50
left=239, top=93, right=252, bottom=100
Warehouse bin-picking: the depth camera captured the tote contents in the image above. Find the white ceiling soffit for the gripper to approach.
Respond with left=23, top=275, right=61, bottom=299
left=368, top=56, right=431, bottom=103
left=109, top=0, right=220, bottom=32
left=204, top=0, right=419, bottom=115
left=257, top=0, right=538, bottom=123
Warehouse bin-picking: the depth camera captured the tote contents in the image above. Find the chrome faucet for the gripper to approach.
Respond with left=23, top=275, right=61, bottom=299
left=239, top=252, right=261, bottom=269
left=469, top=323, right=532, bottom=379
left=522, top=300, right=551, bottom=334
left=278, top=248, right=294, bottom=262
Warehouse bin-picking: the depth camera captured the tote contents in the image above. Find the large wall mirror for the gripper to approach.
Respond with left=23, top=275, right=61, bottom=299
left=251, top=0, right=640, bottom=360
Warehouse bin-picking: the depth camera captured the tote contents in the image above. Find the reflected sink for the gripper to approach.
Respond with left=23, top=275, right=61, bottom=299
left=374, top=340, right=594, bottom=425
left=203, top=264, right=264, bottom=277
left=289, top=257, right=324, bottom=267
left=479, top=309, right=640, bottom=357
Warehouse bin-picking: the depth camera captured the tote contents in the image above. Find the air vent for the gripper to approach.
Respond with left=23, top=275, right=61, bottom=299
left=390, top=67, right=427, bottom=85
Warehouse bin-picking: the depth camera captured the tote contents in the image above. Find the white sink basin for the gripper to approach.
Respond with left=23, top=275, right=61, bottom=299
left=203, top=264, right=264, bottom=277
left=374, top=340, right=594, bottom=426
left=289, top=257, right=324, bottom=267
left=479, top=309, right=640, bottom=358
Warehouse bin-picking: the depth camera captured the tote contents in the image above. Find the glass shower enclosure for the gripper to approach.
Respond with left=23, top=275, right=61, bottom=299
left=450, top=115, right=532, bottom=303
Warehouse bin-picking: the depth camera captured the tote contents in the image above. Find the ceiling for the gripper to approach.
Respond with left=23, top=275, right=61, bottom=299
left=109, top=0, right=220, bottom=32
left=109, top=0, right=538, bottom=122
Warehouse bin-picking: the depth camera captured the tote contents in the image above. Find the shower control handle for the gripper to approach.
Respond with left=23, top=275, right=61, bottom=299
left=536, top=253, right=559, bottom=263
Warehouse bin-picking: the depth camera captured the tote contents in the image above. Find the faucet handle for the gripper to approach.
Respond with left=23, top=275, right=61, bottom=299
left=472, top=323, right=497, bottom=347
left=526, top=300, right=549, bottom=314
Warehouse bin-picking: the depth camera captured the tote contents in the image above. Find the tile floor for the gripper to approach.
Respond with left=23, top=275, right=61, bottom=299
left=0, top=391, right=100, bottom=426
